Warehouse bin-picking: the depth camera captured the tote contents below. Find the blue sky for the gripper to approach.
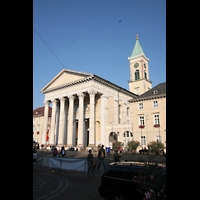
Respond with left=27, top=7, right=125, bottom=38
left=33, top=0, right=166, bottom=110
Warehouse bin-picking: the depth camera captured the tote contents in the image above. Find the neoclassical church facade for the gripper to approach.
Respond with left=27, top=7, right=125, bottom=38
left=40, top=35, right=166, bottom=151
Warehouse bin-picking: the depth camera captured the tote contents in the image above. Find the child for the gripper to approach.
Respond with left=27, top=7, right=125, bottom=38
left=87, top=150, right=95, bottom=175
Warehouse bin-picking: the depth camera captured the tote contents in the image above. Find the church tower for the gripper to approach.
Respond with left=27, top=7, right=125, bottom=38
left=128, top=34, right=152, bottom=95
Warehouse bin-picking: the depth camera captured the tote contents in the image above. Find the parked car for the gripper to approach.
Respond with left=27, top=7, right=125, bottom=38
left=98, top=161, right=145, bottom=200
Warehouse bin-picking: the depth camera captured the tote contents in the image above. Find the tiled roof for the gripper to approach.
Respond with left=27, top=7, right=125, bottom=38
left=33, top=106, right=52, bottom=117
left=129, top=82, right=166, bottom=102
left=139, top=82, right=166, bottom=98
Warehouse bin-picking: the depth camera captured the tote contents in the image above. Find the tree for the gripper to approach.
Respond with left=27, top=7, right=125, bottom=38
left=127, top=140, right=140, bottom=151
left=148, top=141, right=164, bottom=155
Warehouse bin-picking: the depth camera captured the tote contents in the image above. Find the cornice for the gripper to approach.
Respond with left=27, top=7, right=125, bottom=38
left=129, top=94, right=166, bottom=103
left=41, top=74, right=138, bottom=99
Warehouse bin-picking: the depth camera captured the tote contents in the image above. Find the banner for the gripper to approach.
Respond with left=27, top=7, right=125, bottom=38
left=49, top=157, right=87, bottom=172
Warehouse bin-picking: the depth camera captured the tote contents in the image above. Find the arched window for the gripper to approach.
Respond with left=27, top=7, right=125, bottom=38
left=144, top=70, right=147, bottom=80
left=127, top=107, right=130, bottom=122
left=135, top=70, right=140, bottom=80
left=123, top=131, right=133, bottom=137
left=119, top=105, right=122, bottom=124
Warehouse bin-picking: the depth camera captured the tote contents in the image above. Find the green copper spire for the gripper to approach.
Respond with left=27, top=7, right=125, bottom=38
left=130, top=34, right=145, bottom=58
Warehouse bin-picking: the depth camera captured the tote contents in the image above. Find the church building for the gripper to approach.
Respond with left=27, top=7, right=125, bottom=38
left=39, top=35, right=166, bottom=151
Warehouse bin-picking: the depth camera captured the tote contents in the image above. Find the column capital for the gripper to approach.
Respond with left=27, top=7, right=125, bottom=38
left=43, top=100, right=50, bottom=105
left=51, top=99, right=58, bottom=104
left=88, top=90, right=97, bottom=97
left=77, top=92, right=85, bottom=98
left=68, top=95, right=75, bottom=101
left=59, top=97, right=66, bottom=102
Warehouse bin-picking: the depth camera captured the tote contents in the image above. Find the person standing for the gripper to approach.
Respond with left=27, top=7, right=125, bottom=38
left=97, top=145, right=106, bottom=170
left=87, top=150, right=95, bottom=175
left=114, top=149, right=121, bottom=162
left=60, top=146, right=65, bottom=157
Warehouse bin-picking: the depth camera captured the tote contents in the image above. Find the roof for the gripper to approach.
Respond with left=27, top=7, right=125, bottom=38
left=33, top=106, right=52, bottom=117
left=129, top=82, right=166, bottom=102
left=130, top=38, right=145, bottom=58
left=140, top=82, right=166, bottom=98
left=40, top=69, right=139, bottom=99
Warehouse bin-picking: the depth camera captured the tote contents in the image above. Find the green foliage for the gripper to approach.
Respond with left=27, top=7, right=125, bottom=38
left=127, top=140, right=140, bottom=150
left=148, top=141, right=164, bottom=152
left=112, top=141, right=124, bottom=150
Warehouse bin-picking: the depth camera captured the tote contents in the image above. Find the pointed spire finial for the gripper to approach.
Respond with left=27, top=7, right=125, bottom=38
left=136, top=34, right=138, bottom=40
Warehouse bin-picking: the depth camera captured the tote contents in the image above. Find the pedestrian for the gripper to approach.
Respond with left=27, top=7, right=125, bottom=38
left=79, top=144, right=82, bottom=151
left=114, top=149, right=121, bottom=162
left=97, top=145, right=106, bottom=170
left=60, top=146, right=65, bottom=157
left=53, top=147, right=58, bottom=157
left=87, top=149, right=95, bottom=175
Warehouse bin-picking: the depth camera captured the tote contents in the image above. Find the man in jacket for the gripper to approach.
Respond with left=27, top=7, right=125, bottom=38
left=97, top=145, right=106, bottom=170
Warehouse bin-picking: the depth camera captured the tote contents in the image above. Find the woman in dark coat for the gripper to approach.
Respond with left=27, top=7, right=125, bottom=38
left=87, top=150, right=95, bottom=175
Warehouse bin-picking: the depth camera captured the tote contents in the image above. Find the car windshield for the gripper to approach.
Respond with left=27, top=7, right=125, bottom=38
left=105, top=166, right=129, bottom=180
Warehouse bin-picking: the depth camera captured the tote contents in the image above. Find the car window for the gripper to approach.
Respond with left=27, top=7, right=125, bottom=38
left=105, top=166, right=129, bottom=180
left=128, top=167, right=142, bottom=180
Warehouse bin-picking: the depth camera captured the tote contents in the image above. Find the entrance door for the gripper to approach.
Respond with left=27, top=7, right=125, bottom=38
left=86, top=131, right=89, bottom=146
left=109, top=132, right=118, bottom=143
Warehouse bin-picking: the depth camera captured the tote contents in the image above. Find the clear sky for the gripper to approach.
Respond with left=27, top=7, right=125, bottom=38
left=33, top=0, right=166, bottom=110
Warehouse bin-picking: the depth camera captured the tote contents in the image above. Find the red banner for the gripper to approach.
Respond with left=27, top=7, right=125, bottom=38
left=47, top=129, right=49, bottom=141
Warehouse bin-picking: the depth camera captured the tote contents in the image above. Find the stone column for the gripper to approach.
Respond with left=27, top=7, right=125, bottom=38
left=67, top=95, right=75, bottom=147
left=42, top=100, right=50, bottom=145
left=58, top=97, right=66, bottom=145
left=101, top=94, right=108, bottom=146
left=49, top=99, right=57, bottom=145
left=73, top=119, right=77, bottom=146
left=88, top=90, right=97, bottom=147
left=123, top=102, right=127, bottom=124
left=55, top=101, right=60, bottom=145
left=114, top=98, right=119, bottom=124
left=77, top=93, right=85, bottom=146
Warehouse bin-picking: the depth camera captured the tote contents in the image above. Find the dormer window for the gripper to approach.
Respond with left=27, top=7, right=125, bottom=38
left=154, top=90, right=158, bottom=94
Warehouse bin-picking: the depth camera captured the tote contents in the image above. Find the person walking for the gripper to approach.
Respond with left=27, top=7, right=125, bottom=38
left=60, top=146, right=65, bottom=157
left=97, top=145, right=106, bottom=170
left=114, top=149, right=121, bottom=162
left=87, top=150, right=95, bottom=175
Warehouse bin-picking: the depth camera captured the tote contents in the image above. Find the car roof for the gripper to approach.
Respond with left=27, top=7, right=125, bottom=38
left=109, top=161, right=144, bottom=167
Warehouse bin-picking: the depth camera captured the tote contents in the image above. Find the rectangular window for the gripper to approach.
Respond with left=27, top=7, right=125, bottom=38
left=139, top=116, right=145, bottom=125
left=154, top=114, right=160, bottom=125
left=138, top=103, right=143, bottom=110
left=141, top=136, right=146, bottom=146
left=155, top=135, right=161, bottom=142
left=153, top=100, right=158, bottom=108
left=37, top=125, right=40, bottom=132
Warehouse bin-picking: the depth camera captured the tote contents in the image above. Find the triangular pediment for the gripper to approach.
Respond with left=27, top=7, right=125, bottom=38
left=40, top=69, right=93, bottom=92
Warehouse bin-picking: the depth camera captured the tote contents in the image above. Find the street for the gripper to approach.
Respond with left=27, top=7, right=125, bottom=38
left=33, top=150, right=166, bottom=200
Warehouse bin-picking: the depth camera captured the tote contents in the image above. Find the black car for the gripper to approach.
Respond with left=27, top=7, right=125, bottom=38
left=98, top=161, right=145, bottom=200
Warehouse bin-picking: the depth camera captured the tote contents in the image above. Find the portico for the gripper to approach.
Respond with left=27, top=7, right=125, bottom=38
left=40, top=69, right=137, bottom=148
left=42, top=90, right=100, bottom=147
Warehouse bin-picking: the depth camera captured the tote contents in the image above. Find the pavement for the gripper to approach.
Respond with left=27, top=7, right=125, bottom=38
left=33, top=150, right=166, bottom=200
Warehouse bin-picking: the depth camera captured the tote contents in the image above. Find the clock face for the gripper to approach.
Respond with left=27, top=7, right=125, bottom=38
left=134, top=63, right=139, bottom=68
left=144, top=63, right=146, bottom=68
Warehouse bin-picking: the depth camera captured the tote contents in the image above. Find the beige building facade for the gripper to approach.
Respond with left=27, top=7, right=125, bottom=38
left=39, top=35, right=166, bottom=152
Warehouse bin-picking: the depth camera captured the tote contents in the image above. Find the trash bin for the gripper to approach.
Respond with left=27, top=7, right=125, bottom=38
left=106, top=147, right=110, bottom=153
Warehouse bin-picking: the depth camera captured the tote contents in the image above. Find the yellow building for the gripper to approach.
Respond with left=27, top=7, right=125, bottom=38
left=33, top=106, right=52, bottom=145
left=39, top=35, right=166, bottom=152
